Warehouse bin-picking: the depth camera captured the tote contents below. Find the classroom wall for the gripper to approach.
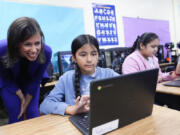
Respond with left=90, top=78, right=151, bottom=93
left=2, top=0, right=180, bottom=71
left=5, top=0, right=177, bottom=46
left=117, top=0, right=175, bottom=41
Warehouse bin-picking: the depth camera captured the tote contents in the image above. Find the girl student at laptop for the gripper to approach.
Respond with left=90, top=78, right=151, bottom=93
left=40, top=34, right=119, bottom=116
left=122, top=32, right=180, bottom=83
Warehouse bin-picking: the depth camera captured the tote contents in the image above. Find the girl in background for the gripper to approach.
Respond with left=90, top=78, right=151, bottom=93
left=122, top=32, right=179, bottom=82
left=40, top=34, right=119, bottom=116
left=0, top=17, right=52, bottom=123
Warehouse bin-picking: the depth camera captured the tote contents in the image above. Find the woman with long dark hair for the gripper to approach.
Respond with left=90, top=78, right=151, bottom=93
left=0, top=17, right=52, bottom=123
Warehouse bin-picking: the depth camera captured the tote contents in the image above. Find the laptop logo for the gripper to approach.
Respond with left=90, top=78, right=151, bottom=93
left=97, top=84, right=114, bottom=91
left=97, top=86, right=102, bottom=91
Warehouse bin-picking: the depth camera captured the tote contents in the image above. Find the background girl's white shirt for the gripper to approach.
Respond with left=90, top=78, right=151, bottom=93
left=148, top=57, right=155, bottom=68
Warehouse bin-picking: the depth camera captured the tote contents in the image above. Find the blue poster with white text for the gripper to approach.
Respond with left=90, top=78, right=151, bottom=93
left=92, top=3, right=119, bottom=46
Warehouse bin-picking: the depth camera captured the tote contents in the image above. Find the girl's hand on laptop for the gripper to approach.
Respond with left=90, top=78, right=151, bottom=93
left=80, top=95, right=90, bottom=111
left=80, top=95, right=90, bottom=105
left=76, top=95, right=90, bottom=113
left=65, top=95, right=90, bottom=115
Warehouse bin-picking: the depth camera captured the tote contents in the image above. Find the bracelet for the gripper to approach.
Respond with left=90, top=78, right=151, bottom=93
left=174, top=70, right=180, bottom=76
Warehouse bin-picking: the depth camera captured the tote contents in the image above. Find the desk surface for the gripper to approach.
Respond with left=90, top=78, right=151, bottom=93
left=0, top=105, right=180, bottom=135
left=156, top=82, right=180, bottom=96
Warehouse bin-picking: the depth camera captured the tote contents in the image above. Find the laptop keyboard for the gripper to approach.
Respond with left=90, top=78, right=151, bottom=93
left=78, top=114, right=89, bottom=131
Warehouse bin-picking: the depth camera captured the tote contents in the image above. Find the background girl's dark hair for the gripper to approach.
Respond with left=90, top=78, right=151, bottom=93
left=71, top=34, right=99, bottom=97
left=131, top=32, right=159, bottom=52
left=3, top=17, right=46, bottom=68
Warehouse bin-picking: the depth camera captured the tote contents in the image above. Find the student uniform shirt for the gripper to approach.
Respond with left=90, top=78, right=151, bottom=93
left=0, top=39, right=52, bottom=96
left=122, top=50, right=174, bottom=81
left=40, top=67, right=119, bottom=115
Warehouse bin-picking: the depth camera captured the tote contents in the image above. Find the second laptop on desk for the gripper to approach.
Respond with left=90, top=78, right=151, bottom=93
left=69, top=68, right=159, bottom=135
left=163, top=77, right=180, bottom=87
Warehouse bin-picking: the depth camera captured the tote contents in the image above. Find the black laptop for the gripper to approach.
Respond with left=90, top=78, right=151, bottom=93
left=69, top=68, right=158, bottom=135
left=163, top=78, right=180, bottom=87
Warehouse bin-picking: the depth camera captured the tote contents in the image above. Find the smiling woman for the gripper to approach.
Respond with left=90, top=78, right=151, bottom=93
left=0, top=17, right=52, bottom=124
left=19, top=33, right=42, bottom=61
left=4, top=17, right=46, bottom=68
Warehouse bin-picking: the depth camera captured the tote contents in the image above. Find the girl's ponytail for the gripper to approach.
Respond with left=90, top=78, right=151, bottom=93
left=131, top=36, right=141, bottom=52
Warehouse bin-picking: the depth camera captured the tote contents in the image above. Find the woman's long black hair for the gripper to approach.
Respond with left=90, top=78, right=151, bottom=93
left=71, top=34, right=99, bottom=97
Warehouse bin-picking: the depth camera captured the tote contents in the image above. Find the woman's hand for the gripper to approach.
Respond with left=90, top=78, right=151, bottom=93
left=16, top=90, right=33, bottom=119
left=23, top=94, right=33, bottom=115
left=65, top=95, right=90, bottom=115
left=16, top=89, right=25, bottom=119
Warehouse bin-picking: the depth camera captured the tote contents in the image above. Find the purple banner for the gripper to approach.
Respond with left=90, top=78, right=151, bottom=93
left=123, top=17, right=171, bottom=47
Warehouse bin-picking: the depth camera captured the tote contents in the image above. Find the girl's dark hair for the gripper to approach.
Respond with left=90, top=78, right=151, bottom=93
left=3, top=17, right=46, bottom=68
left=71, top=34, right=99, bottom=97
left=131, top=32, right=159, bottom=52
